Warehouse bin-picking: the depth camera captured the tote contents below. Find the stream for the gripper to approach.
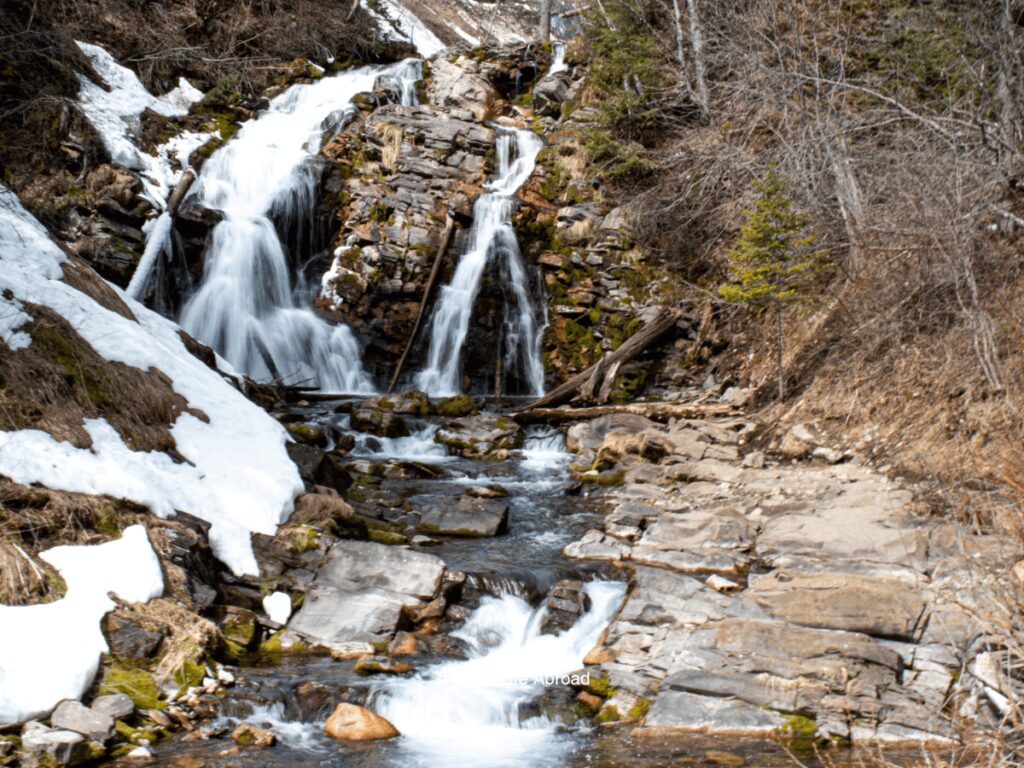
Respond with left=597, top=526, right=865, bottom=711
left=144, top=406, right=827, bottom=768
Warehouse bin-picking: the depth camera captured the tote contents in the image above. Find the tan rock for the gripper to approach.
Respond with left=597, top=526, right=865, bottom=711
left=387, top=631, right=421, bottom=656
left=231, top=723, right=276, bottom=748
left=706, top=750, right=746, bottom=766
left=323, top=703, right=399, bottom=741
left=583, top=646, right=615, bottom=665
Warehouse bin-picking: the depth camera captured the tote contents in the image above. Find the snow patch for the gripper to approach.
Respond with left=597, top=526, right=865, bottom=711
left=363, top=0, right=445, bottom=57
left=263, top=591, right=293, bottom=624
left=0, top=526, right=164, bottom=723
left=0, top=185, right=304, bottom=575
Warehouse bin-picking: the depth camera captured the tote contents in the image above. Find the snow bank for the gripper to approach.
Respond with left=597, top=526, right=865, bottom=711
left=363, top=0, right=445, bottom=57
left=0, top=185, right=304, bottom=575
left=0, top=526, right=164, bottom=723
left=76, top=41, right=202, bottom=177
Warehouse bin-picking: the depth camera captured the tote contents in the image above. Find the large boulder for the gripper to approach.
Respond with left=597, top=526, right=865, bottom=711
left=532, top=74, right=570, bottom=117
left=417, top=496, right=509, bottom=537
left=287, top=541, right=445, bottom=647
left=324, top=703, right=399, bottom=741
left=566, top=414, right=658, bottom=453
left=426, top=58, right=496, bottom=120
left=18, top=722, right=87, bottom=767
left=434, top=415, right=524, bottom=459
left=539, top=580, right=592, bottom=635
left=50, top=700, right=114, bottom=742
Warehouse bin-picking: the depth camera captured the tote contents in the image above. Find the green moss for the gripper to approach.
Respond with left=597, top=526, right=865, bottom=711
left=285, top=423, right=323, bottom=445
left=93, top=505, right=122, bottom=536
left=595, top=704, right=620, bottom=723
left=781, top=714, right=818, bottom=741
left=588, top=671, right=617, bottom=698
left=173, top=655, right=206, bottom=691
left=98, top=664, right=164, bottom=710
left=196, top=74, right=241, bottom=112
left=369, top=528, right=408, bottom=545
left=289, top=525, right=321, bottom=553
left=627, top=697, right=650, bottom=718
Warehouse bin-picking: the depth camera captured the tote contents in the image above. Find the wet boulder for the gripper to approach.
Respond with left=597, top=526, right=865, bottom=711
left=351, top=403, right=410, bottom=438
left=231, top=723, right=276, bottom=748
left=50, top=700, right=114, bottom=742
left=287, top=540, right=445, bottom=646
left=532, top=74, right=570, bottom=117
left=539, top=580, right=592, bottom=635
left=418, top=496, right=509, bottom=538
left=434, top=414, right=524, bottom=459
left=324, top=703, right=399, bottom=741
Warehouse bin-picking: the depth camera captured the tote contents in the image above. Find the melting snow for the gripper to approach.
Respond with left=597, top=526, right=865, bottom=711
left=263, top=591, right=293, bottom=624
left=0, top=185, right=304, bottom=575
left=363, top=0, right=445, bottom=57
left=0, top=526, right=164, bottom=723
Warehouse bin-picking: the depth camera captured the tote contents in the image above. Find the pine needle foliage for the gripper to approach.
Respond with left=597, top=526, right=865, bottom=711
left=720, top=170, right=828, bottom=400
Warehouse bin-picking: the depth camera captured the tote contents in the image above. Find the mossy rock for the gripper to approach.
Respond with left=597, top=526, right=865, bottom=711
left=368, top=529, right=408, bottom=545
left=432, top=395, right=479, bottom=418
left=98, top=664, right=164, bottom=710
left=595, top=703, right=620, bottom=724
left=285, top=423, right=328, bottom=447
left=587, top=671, right=617, bottom=698
left=627, top=697, right=650, bottom=719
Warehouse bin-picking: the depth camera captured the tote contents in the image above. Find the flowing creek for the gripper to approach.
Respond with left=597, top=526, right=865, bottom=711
left=150, top=405, right=825, bottom=768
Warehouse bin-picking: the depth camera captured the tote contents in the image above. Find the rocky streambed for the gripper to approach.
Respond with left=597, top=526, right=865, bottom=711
left=82, top=392, right=1003, bottom=768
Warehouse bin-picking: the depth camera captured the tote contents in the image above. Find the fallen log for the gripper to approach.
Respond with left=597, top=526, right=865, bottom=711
left=166, top=169, right=196, bottom=217
left=511, top=401, right=736, bottom=425
left=388, top=215, right=455, bottom=393
left=520, top=307, right=684, bottom=410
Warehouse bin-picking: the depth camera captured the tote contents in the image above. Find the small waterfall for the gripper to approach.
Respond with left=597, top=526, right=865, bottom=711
left=549, top=42, right=568, bottom=75
left=373, top=580, right=626, bottom=768
left=178, top=60, right=421, bottom=391
left=415, top=128, right=546, bottom=396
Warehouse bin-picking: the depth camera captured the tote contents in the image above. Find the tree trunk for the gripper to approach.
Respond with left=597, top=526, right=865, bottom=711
left=686, top=0, right=709, bottom=112
left=830, top=136, right=865, bottom=276
left=513, top=401, right=735, bottom=425
left=775, top=304, right=785, bottom=402
left=520, top=308, right=683, bottom=410
left=670, top=0, right=696, bottom=103
left=539, top=0, right=553, bottom=41
left=387, top=216, right=455, bottom=393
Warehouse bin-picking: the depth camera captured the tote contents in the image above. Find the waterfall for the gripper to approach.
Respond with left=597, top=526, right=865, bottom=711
left=549, top=42, right=568, bottom=75
left=415, top=128, right=546, bottom=396
left=179, top=60, right=421, bottom=392
left=372, top=581, right=626, bottom=768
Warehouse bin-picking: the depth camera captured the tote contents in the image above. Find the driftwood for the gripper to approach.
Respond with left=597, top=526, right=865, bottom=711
left=512, top=401, right=736, bottom=425
left=388, top=216, right=455, bottom=393
left=166, top=169, right=196, bottom=217
left=520, top=307, right=684, bottom=410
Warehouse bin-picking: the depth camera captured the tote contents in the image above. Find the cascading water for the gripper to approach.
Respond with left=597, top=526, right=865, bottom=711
left=549, top=42, right=568, bottom=75
left=415, top=128, right=547, bottom=397
left=178, top=60, right=422, bottom=392
left=372, top=581, right=626, bottom=768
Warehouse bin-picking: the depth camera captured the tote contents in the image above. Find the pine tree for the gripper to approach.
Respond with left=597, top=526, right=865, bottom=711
left=719, top=170, right=828, bottom=401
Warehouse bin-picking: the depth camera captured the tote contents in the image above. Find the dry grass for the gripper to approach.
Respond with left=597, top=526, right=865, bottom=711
left=0, top=302, right=205, bottom=453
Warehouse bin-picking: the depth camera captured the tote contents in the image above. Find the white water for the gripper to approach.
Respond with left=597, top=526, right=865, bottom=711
left=179, top=61, right=421, bottom=391
left=350, top=423, right=453, bottom=463
left=415, top=128, right=546, bottom=396
left=549, top=42, right=568, bottom=75
left=373, top=580, right=626, bottom=768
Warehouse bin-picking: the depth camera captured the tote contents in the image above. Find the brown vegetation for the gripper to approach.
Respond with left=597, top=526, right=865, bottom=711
left=0, top=302, right=202, bottom=453
left=580, top=0, right=1024, bottom=505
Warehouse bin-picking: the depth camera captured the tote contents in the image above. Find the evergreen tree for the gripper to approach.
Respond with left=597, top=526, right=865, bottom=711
left=719, top=170, right=828, bottom=401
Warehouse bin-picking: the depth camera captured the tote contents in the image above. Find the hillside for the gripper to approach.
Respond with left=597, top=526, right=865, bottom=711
left=0, top=1, right=1022, bottom=766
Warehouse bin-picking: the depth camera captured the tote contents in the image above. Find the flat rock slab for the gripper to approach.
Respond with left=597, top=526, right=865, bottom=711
left=639, top=690, right=783, bottom=736
left=747, top=570, right=929, bottom=641
left=418, top=496, right=509, bottom=537
left=287, top=541, right=445, bottom=647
